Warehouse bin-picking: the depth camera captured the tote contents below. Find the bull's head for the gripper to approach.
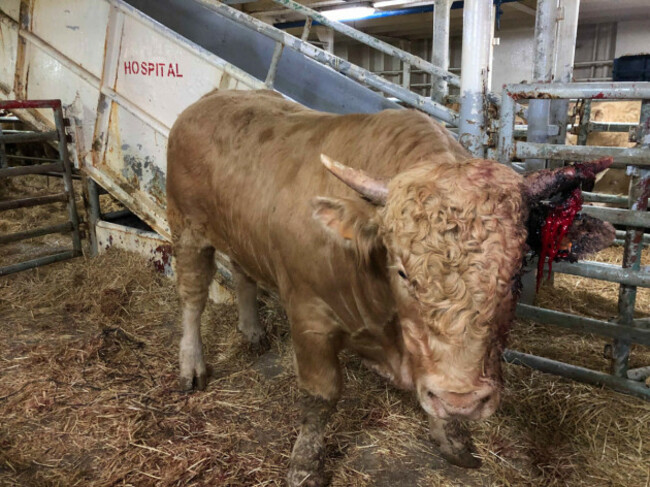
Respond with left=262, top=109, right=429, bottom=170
left=314, top=154, right=614, bottom=421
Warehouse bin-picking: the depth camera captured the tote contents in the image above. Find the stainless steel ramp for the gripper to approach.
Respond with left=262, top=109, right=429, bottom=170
left=124, top=0, right=401, bottom=115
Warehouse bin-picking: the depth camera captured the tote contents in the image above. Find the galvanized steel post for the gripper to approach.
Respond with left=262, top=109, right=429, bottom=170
left=431, top=0, right=452, bottom=104
left=613, top=100, right=650, bottom=377
left=526, top=0, right=558, bottom=172
left=549, top=0, right=580, bottom=154
left=458, top=0, right=493, bottom=157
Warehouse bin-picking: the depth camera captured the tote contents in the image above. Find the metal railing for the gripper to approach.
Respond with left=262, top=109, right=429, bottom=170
left=497, top=81, right=650, bottom=399
left=195, top=0, right=459, bottom=126
left=0, top=99, right=82, bottom=276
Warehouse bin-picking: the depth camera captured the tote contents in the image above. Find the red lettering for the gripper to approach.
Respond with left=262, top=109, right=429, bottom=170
left=124, top=60, right=184, bottom=78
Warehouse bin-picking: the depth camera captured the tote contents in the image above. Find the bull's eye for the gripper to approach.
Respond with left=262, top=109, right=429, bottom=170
left=398, top=270, right=408, bottom=279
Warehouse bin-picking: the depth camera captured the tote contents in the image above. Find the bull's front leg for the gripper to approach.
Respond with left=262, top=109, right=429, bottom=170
left=287, top=306, right=342, bottom=487
left=428, top=416, right=482, bottom=469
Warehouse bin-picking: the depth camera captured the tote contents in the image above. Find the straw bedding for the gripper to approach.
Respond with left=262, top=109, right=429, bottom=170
left=1, top=177, right=649, bottom=487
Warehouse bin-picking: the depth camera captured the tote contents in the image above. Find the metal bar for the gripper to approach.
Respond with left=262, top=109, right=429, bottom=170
left=550, top=260, right=650, bottom=287
left=574, top=76, right=614, bottom=82
left=0, top=222, right=73, bottom=245
left=614, top=100, right=650, bottom=377
left=0, top=193, right=68, bottom=211
left=102, top=209, right=132, bottom=221
left=300, top=16, right=312, bottom=41
left=497, top=86, right=516, bottom=165
left=265, top=42, right=284, bottom=88
left=53, top=105, right=82, bottom=256
left=574, top=60, right=613, bottom=68
left=590, top=23, right=599, bottom=79
left=516, top=304, right=650, bottom=345
left=5, top=154, right=62, bottom=162
left=503, top=350, right=650, bottom=401
left=402, top=62, right=411, bottom=89
left=0, top=99, right=62, bottom=110
left=505, top=81, right=650, bottom=100
left=200, top=1, right=460, bottom=125
left=526, top=0, right=557, bottom=171
left=0, top=130, right=58, bottom=144
left=616, top=229, right=650, bottom=245
left=581, top=205, right=650, bottom=227
left=514, top=141, right=650, bottom=167
left=588, top=122, right=635, bottom=133
left=582, top=191, right=629, bottom=205
left=431, top=0, right=452, bottom=103
left=0, top=116, right=21, bottom=123
left=458, top=0, right=492, bottom=157
left=267, top=0, right=461, bottom=87
left=0, top=250, right=78, bottom=277
left=0, top=162, right=63, bottom=177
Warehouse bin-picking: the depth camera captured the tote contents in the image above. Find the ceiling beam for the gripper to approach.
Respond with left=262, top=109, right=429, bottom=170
left=504, top=1, right=536, bottom=16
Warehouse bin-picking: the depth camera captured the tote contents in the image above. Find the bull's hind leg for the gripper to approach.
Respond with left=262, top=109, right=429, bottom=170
left=174, top=232, right=216, bottom=391
left=231, top=263, right=268, bottom=351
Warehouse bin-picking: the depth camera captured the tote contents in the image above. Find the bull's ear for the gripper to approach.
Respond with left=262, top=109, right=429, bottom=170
left=311, top=197, right=381, bottom=257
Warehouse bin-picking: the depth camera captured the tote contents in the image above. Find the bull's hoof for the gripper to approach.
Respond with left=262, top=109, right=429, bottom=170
left=440, top=449, right=482, bottom=469
left=287, top=467, right=327, bottom=487
left=179, top=372, right=207, bottom=391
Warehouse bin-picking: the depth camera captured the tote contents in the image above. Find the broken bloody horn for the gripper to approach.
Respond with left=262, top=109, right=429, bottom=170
left=320, top=154, right=389, bottom=205
left=523, top=156, right=614, bottom=201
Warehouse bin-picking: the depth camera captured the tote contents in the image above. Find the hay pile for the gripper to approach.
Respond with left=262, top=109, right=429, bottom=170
left=1, top=246, right=649, bottom=486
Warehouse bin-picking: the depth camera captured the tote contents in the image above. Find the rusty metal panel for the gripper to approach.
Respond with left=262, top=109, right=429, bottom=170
left=0, top=0, right=264, bottom=239
left=100, top=102, right=169, bottom=234
left=0, top=15, right=18, bottom=94
left=32, top=0, right=110, bottom=79
left=25, top=46, right=101, bottom=144
left=114, top=13, right=248, bottom=130
left=0, top=0, right=20, bottom=22
left=96, top=220, right=173, bottom=274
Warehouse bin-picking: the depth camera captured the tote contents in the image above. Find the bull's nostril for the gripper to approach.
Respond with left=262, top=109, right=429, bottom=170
left=480, top=394, right=491, bottom=404
left=427, top=390, right=435, bottom=400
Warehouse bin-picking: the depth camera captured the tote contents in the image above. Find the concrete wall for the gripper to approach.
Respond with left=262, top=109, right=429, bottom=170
left=615, top=19, right=650, bottom=57
left=490, top=28, right=534, bottom=91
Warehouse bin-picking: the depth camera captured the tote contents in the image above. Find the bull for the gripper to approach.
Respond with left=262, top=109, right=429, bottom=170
left=166, top=89, right=614, bottom=486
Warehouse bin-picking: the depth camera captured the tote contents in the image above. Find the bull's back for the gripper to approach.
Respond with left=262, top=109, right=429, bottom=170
left=166, top=90, right=336, bottom=287
left=166, top=89, right=467, bottom=291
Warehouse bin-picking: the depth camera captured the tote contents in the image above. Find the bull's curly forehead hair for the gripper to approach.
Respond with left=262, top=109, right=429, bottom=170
left=380, top=158, right=528, bottom=342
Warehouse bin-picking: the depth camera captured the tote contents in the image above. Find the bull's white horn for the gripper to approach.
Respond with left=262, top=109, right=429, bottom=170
left=320, top=154, right=388, bottom=206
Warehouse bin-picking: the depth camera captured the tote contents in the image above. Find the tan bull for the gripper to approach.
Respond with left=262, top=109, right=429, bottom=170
left=167, top=90, right=614, bottom=486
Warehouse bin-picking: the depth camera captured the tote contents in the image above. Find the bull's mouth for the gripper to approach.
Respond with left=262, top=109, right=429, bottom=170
left=524, top=163, right=616, bottom=288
